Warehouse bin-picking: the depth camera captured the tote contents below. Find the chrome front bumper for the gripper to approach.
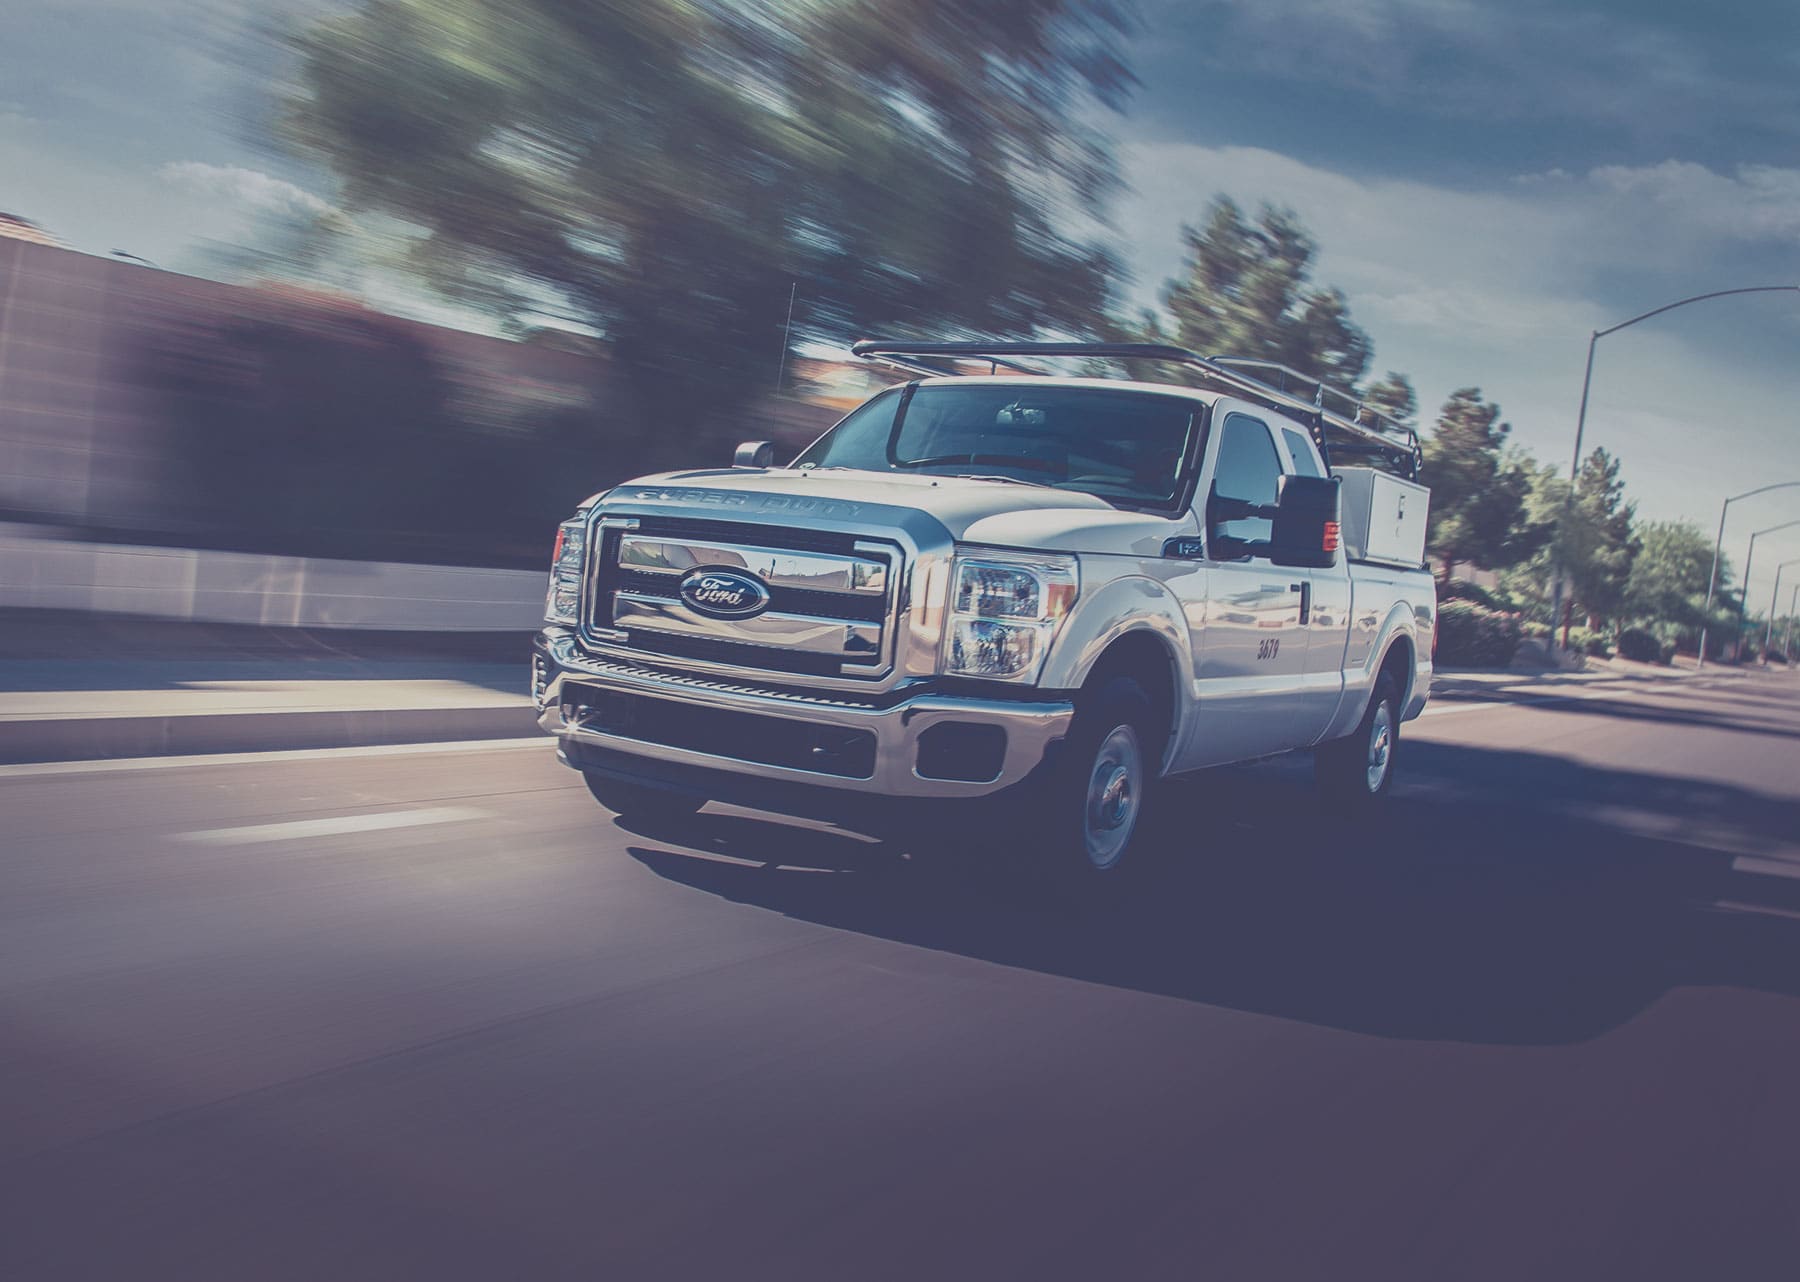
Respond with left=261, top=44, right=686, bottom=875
left=534, top=630, right=1072, bottom=799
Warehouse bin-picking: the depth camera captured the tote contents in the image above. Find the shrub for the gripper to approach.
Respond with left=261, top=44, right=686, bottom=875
left=1561, top=626, right=1610, bottom=658
left=1520, top=621, right=1552, bottom=640
left=1434, top=599, right=1523, bottom=668
left=1616, top=627, right=1664, bottom=664
left=1439, top=579, right=1510, bottom=611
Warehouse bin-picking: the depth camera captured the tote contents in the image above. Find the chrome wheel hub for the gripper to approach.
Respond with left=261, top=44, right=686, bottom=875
left=1366, top=703, right=1393, bottom=793
left=1084, top=725, right=1143, bottom=870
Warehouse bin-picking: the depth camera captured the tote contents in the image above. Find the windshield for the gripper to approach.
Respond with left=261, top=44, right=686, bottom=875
left=793, top=383, right=1204, bottom=511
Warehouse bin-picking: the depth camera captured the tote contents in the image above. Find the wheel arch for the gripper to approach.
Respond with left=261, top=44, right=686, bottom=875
left=1040, top=577, right=1192, bottom=773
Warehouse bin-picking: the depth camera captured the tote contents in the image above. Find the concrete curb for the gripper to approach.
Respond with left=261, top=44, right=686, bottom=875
left=0, top=704, right=543, bottom=766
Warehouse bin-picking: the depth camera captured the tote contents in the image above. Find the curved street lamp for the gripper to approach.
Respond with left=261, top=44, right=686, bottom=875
left=1551, top=285, right=1800, bottom=648
left=1764, top=557, right=1800, bottom=663
left=1736, top=518, right=1800, bottom=660
left=1786, top=584, right=1800, bottom=663
left=1698, top=480, right=1800, bottom=666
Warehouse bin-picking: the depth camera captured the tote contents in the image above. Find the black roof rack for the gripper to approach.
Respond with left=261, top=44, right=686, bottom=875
left=849, top=339, right=1422, bottom=479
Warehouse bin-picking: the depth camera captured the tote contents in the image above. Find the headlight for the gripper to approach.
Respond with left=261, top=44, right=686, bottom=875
left=544, top=515, right=588, bottom=625
left=941, top=551, right=1077, bottom=681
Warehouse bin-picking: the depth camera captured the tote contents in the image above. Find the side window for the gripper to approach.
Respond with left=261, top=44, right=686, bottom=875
left=1209, top=414, right=1282, bottom=548
left=1281, top=427, right=1325, bottom=478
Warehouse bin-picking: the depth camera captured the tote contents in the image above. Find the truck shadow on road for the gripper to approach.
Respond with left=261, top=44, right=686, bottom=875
left=623, top=743, right=1800, bottom=1047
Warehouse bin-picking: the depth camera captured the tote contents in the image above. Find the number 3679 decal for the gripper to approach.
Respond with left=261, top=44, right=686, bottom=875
left=1256, top=638, right=1280, bottom=660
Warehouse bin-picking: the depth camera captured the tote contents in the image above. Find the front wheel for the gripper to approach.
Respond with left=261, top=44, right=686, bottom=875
left=1038, top=675, right=1159, bottom=886
left=582, top=772, right=706, bottom=822
left=1315, top=673, right=1400, bottom=806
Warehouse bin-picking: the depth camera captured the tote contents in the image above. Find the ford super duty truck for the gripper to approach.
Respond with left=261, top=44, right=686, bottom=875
left=532, top=341, right=1436, bottom=882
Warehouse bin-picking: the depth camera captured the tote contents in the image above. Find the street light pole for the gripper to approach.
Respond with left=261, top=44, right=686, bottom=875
left=1549, top=285, right=1800, bottom=649
left=1787, top=584, right=1799, bottom=663
left=1698, top=481, right=1800, bottom=666
left=1736, top=519, right=1800, bottom=661
left=1765, top=558, right=1800, bottom=663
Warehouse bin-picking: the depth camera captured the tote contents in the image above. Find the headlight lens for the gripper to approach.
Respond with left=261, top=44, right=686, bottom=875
left=941, top=552, right=1077, bottom=681
left=545, top=516, right=587, bottom=624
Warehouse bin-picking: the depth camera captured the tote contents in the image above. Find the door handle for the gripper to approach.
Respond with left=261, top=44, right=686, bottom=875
left=1296, top=581, right=1312, bottom=625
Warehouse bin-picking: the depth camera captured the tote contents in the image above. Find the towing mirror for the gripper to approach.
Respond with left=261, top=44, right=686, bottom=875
left=733, top=440, right=777, bottom=469
left=1269, top=474, right=1341, bottom=568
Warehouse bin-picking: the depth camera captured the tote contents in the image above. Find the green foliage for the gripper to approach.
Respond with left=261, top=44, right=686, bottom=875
left=280, top=0, right=1137, bottom=445
left=1363, top=372, right=1417, bottom=426
left=1615, top=626, right=1671, bottom=664
left=1558, top=626, right=1611, bottom=658
left=1157, top=197, right=1372, bottom=389
left=1559, top=447, right=1639, bottom=625
left=1623, top=520, right=1719, bottom=630
left=1439, top=578, right=1512, bottom=611
left=1434, top=600, right=1523, bottom=668
left=1422, top=390, right=1540, bottom=575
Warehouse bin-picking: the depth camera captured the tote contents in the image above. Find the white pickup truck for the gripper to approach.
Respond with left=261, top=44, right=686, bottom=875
left=532, top=341, right=1435, bottom=882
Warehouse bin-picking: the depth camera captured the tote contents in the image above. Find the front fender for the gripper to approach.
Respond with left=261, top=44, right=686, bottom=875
left=1038, top=573, right=1195, bottom=757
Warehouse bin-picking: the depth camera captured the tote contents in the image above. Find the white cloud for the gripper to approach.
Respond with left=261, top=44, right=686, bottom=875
left=157, top=161, right=337, bottom=220
left=1582, top=161, right=1800, bottom=242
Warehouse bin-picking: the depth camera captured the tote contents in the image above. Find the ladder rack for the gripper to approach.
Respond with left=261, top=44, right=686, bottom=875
left=848, top=339, right=1422, bottom=480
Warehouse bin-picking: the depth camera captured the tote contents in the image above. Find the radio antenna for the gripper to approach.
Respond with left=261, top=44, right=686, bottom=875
left=775, top=281, right=797, bottom=392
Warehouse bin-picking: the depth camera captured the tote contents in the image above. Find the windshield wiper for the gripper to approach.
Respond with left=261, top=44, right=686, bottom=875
left=950, top=473, right=1054, bottom=489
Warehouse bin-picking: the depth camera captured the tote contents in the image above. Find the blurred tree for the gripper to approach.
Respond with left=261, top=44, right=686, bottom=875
left=1623, top=520, right=1721, bottom=632
left=1363, top=371, right=1417, bottom=426
left=280, top=0, right=1138, bottom=459
left=1158, top=197, right=1372, bottom=390
left=1421, top=388, right=1537, bottom=580
left=1558, top=447, right=1639, bottom=637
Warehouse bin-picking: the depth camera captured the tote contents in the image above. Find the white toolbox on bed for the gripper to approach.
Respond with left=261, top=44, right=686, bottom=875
left=1333, top=466, right=1429, bottom=569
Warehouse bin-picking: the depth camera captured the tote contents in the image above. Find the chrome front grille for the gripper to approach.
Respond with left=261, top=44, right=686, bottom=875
left=584, top=516, right=902, bottom=681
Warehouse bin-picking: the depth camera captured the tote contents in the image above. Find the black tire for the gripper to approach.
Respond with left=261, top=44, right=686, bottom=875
left=1036, top=674, right=1160, bottom=887
left=1316, top=673, right=1400, bottom=807
left=582, top=772, right=706, bottom=821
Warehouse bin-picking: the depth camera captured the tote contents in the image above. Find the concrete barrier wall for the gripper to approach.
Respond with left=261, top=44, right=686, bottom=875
left=0, top=525, right=546, bottom=630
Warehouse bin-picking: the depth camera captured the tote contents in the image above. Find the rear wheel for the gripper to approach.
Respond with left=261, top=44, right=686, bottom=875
left=582, top=772, right=706, bottom=821
left=1316, top=673, right=1400, bottom=806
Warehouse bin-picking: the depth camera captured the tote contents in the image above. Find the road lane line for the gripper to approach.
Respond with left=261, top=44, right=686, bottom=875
left=1417, top=701, right=1505, bottom=717
left=1732, top=855, right=1800, bottom=881
left=0, top=737, right=554, bottom=780
left=178, top=806, right=491, bottom=845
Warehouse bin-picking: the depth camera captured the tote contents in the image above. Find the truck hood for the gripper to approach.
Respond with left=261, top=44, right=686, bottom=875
left=600, top=467, right=1190, bottom=554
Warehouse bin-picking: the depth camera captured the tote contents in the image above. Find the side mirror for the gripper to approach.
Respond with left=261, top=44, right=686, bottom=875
left=1269, top=474, right=1341, bottom=568
left=733, top=440, right=777, bottom=469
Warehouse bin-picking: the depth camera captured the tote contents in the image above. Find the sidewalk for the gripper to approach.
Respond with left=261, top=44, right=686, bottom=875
left=0, top=613, right=537, bottom=764
left=1429, top=655, right=1754, bottom=702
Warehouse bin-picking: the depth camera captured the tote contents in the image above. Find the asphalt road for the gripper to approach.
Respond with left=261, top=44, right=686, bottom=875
left=4, top=672, right=1798, bottom=1281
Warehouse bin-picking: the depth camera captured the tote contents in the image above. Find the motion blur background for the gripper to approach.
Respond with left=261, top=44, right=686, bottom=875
left=4, top=0, right=1800, bottom=650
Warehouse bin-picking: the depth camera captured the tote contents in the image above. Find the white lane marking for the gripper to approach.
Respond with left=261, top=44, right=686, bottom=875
left=0, top=737, right=554, bottom=780
left=1417, top=700, right=1504, bottom=718
left=1732, top=855, right=1800, bottom=881
left=178, top=806, right=491, bottom=845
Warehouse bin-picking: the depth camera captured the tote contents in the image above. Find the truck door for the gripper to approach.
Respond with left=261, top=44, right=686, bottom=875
left=1275, top=423, right=1354, bottom=747
left=1177, top=411, right=1314, bottom=767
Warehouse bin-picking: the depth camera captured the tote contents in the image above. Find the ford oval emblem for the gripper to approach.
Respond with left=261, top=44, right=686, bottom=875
left=678, top=567, right=771, bottom=619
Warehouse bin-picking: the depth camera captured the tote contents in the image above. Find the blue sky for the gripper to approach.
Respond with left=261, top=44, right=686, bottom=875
left=6, top=0, right=1800, bottom=604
